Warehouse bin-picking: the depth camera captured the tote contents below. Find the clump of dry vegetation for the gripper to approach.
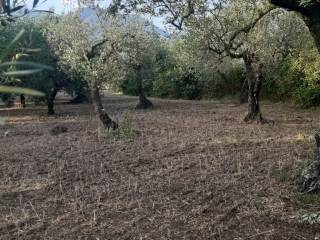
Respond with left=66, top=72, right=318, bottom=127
left=0, top=96, right=320, bottom=239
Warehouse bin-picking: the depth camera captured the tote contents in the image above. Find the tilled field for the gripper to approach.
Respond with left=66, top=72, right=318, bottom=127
left=0, top=96, right=319, bottom=239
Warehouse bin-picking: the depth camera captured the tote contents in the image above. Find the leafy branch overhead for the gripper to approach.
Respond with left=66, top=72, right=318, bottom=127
left=1, top=0, right=51, bottom=25
left=109, top=0, right=229, bottom=30
left=270, top=0, right=320, bottom=50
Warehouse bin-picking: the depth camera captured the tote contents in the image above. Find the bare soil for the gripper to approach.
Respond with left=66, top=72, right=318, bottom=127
left=0, top=95, right=320, bottom=239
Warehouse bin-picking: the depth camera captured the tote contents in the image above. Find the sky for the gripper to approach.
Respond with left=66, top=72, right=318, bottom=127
left=25, top=0, right=165, bottom=28
left=26, top=0, right=71, bottom=13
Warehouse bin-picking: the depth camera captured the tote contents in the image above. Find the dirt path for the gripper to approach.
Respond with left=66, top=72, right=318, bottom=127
left=0, top=96, right=319, bottom=239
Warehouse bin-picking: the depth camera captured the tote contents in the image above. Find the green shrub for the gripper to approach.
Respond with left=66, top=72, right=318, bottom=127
left=121, top=77, right=140, bottom=96
left=263, top=57, right=303, bottom=101
left=293, top=51, right=320, bottom=107
left=121, top=67, right=154, bottom=97
left=153, top=46, right=180, bottom=99
left=202, top=65, right=243, bottom=99
left=265, top=50, right=320, bottom=107
left=294, top=84, right=320, bottom=108
left=115, top=112, right=137, bottom=139
left=101, top=112, right=139, bottom=140
left=153, top=71, right=203, bottom=100
left=176, top=71, right=203, bottom=100
left=153, top=76, right=178, bottom=98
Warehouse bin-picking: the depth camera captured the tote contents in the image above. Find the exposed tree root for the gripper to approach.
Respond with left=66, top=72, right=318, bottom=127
left=244, top=113, right=274, bottom=125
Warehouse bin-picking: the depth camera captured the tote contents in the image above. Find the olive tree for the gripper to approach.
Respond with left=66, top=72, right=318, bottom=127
left=35, top=16, right=90, bottom=115
left=45, top=13, right=127, bottom=129
left=270, top=0, right=320, bottom=52
left=185, top=0, right=277, bottom=122
left=120, top=19, right=161, bottom=109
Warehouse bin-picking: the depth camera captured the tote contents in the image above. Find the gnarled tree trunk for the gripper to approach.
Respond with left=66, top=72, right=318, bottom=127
left=135, top=67, right=153, bottom=110
left=240, top=77, right=248, bottom=104
left=91, top=82, right=117, bottom=130
left=243, top=54, right=263, bottom=122
left=47, top=86, right=60, bottom=115
left=137, top=92, right=153, bottom=110
left=20, top=94, right=26, bottom=108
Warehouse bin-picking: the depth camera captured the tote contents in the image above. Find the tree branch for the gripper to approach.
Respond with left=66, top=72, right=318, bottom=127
left=228, top=6, right=276, bottom=44
left=86, top=38, right=111, bottom=60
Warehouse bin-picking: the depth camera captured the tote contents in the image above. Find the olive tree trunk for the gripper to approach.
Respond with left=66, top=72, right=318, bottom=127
left=245, top=77, right=262, bottom=122
left=240, top=78, right=248, bottom=104
left=91, top=82, right=117, bottom=130
left=137, top=92, right=153, bottom=110
left=135, top=68, right=153, bottom=109
left=20, top=94, right=26, bottom=108
left=243, top=55, right=263, bottom=122
left=47, top=86, right=60, bottom=115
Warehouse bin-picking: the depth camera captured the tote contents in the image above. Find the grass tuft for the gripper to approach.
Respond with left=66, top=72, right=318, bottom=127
left=100, top=112, right=139, bottom=140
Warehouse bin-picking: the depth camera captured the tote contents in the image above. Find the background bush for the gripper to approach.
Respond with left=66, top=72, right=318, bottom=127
left=264, top=49, right=320, bottom=108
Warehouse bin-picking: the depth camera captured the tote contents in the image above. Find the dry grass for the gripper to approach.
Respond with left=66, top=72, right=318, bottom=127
left=0, top=95, right=320, bottom=239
